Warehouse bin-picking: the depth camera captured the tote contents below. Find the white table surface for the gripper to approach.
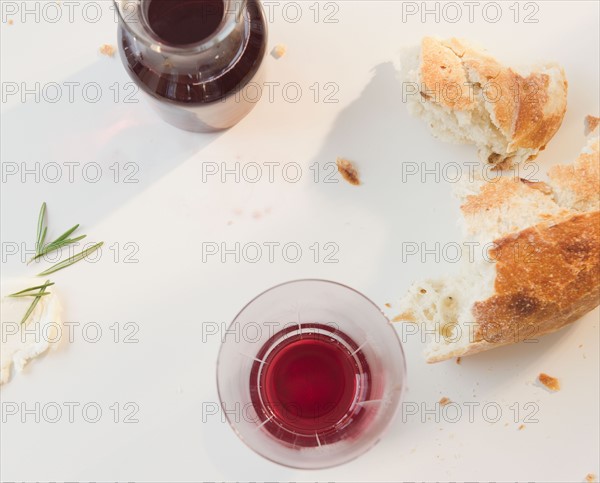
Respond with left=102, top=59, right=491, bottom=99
left=1, top=1, right=599, bottom=482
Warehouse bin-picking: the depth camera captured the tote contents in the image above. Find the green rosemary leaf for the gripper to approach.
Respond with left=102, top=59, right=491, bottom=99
left=18, top=280, right=52, bottom=326
left=53, top=224, right=80, bottom=244
left=45, top=234, right=87, bottom=251
left=10, top=292, right=51, bottom=298
left=39, top=226, right=48, bottom=251
left=9, top=282, right=55, bottom=296
left=35, top=202, right=47, bottom=253
left=37, top=242, right=104, bottom=276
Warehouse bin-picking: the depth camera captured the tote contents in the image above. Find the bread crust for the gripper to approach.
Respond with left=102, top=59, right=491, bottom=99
left=473, top=211, right=600, bottom=343
left=418, top=37, right=568, bottom=159
left=420, top=37, right=475, bottom=111
left=461, top=177, right=562, bottom=216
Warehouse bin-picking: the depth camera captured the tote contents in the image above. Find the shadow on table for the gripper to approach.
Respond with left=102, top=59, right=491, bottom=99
left=1, top=59, right=222, bottom=231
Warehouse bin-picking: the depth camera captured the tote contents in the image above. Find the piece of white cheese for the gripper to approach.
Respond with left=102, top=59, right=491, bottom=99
left=0, top=279, right=62, bottom=385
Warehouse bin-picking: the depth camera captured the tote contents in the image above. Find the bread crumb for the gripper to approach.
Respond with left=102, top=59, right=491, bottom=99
left=538, top=373, right=560, bottom=391
left=384, top=303, right=392, bottom=308
left=99, top=44, right=116, bottom=57
left=579, top=344, right=583, bottom=348
left=585, top=115, right=600, bottom=135
left=271, top=44, right=287, bottom=59
left=439, top=397, right=451, bottom=406
left=585, top=474, right=597, bottom=482
left=336, top=157, right=360, bottom=186
left=456, top=357, right=461, bottom=365
left=7, top=19, right=14, bottom=25
left=518, top=424, right=525, bottom=431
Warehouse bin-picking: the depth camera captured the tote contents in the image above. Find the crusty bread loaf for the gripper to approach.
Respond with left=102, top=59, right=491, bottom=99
left=401, top=37, right=568, bottom=169
left=396, top=121, right=599, bottom=363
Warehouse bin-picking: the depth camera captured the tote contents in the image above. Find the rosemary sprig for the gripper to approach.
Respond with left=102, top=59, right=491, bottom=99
left=12, top=280, right=52, bottom=325
left=9, top=282, right=55, bottom=296
left=37, top=242, right=104, bottom=276
left=29, top=202, right=87, bottom=264
left=8, top=203, right=104, bottom=327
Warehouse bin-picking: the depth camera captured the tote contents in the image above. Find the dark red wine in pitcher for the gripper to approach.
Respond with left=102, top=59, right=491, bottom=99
left=115, top=0, right=267, bottom=132
left=249, top=324, right=372, bottom=447
left=146, top=0, right=225, bottom=45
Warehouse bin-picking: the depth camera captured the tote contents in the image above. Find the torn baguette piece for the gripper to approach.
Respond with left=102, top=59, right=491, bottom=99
left=401, top=37, right=568, bottom=168
left=396, top=123, right=599, bottom=363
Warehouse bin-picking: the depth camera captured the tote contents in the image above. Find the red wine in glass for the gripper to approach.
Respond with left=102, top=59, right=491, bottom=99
left=217, top=280, right=406, bottom=469
left=250, top=324, right=371, bottom=448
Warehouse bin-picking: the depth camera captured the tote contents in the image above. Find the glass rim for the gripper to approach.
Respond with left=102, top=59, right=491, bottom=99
left=112, top=0, right=247, bottom=55
left=215, top=278, right=407, bottom=470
